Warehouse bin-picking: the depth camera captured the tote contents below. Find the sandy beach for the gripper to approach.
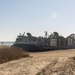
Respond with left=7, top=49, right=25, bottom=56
left=0, top=45, right=11, bottom=49
left=0, top=45, right=75, bottom=75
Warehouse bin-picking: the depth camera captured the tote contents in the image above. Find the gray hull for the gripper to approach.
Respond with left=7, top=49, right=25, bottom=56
left=12, top=44, right=40, bottom=52
left=12, top=44, right=59, bottom=52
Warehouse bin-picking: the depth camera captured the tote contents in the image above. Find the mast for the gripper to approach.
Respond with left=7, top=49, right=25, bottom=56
left=44, top=31, right=48, bottom=38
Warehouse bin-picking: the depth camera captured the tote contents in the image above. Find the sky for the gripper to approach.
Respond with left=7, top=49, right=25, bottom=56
left=0, top=0, right=75, bottom=41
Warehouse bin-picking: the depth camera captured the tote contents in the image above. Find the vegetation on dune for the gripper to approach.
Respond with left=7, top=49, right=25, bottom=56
left=0, top=46, right=30, bottom=64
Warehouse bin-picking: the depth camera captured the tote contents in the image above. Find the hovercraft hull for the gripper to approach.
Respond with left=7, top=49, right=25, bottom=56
left=12, top=43, right=59, bottom=52
left=12, top=44, right=40, bottom=52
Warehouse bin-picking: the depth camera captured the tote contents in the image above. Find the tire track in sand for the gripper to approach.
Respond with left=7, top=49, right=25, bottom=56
left=36, top=57, right=75, bottom=75
left=36, top=58, right=59, bottom=75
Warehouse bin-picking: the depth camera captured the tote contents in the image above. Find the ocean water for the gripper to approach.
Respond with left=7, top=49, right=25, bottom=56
left=0, top=41, right=15, bottom=45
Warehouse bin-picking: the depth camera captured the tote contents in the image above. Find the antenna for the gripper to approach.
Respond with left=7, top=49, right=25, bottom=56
left=44, top=31, right=48, bottom=38
left=23, top=32, right=25, bottom=36
left=19, top=33, right=21, bottom=35
left=24, top=32, right=25, bottom=35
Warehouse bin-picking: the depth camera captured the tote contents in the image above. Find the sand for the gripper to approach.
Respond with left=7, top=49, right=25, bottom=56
left=0, top=45, right=75, bottom=75
left=0, top=45, right=11, bottom=49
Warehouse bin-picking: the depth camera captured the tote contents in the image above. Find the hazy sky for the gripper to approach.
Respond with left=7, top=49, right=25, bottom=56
left=0, top=0, right=75, bottom=41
